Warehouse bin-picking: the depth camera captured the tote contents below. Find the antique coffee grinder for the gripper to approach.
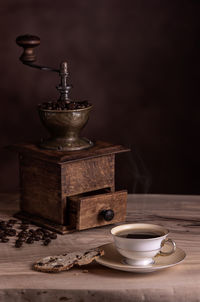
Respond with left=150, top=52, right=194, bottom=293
left=10, top=34, right=130, bottom=234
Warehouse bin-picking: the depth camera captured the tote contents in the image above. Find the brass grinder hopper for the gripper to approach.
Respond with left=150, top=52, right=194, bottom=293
left=16, top=34, right=93, bottom=151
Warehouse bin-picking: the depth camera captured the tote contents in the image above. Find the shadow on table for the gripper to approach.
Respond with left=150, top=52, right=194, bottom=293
left=84, top=262, right=168, bottom=279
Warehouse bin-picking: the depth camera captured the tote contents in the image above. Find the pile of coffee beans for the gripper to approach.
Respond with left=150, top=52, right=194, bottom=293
left=0, top=219, right=57, bottom=248
left=38, top=100, right=91, bottom=111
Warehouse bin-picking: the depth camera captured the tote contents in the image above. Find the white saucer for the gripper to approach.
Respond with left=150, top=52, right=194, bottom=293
left=96, top=243, right=186, bottom=273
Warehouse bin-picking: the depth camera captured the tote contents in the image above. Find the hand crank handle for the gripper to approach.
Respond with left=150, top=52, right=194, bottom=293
left=16, top=34, right=70, bottom=101
left=16, top=34, right=59, bottom=72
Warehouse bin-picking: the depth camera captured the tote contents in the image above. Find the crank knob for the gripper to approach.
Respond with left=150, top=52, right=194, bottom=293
left=100, top=209, right=115, bottom=221
left=16, top=34, right=40, bottom=62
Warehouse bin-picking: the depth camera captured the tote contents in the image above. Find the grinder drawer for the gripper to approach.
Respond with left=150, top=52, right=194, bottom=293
left=68, top=190, right=127, bottom=230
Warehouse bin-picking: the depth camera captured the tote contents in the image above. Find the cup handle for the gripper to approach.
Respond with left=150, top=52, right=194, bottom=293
left=159, top=238, right=176, bottom=256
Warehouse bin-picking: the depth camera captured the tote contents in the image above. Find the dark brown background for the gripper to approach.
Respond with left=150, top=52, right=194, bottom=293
left=0, top=0, right=199, bottom=194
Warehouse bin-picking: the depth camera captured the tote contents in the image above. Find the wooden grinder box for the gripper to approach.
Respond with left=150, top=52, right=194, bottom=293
left=10, top=141, right=130, bottom=234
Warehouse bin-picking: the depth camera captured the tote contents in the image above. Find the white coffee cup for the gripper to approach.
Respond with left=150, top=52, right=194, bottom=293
left=111, top=223, right=176, bottom=266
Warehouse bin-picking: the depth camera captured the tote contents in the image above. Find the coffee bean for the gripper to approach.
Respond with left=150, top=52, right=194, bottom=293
left=18, top=237, right=26, bottom=242
left=21, top=220, right=29, bottom=224
left=50, top=233, right=57, bottom=239
left=19, top=237, right=27, bottom=242
left=18, top=233, right=27, bottom=237
left=18, top=237, right=24, bottom=241
left=26, top=237, right=34, bottom=244
left=0, top=226, right=7, bottom=231
left=15, top=240, right=23, bottom=248
left=42, top=235, right=49, bottom=240
left=18, top=231, right=28, bottom=237
left=36, top=228, right=44, bottom=233
left=6, top=223, right=14, bottom=228
left=21, top=223, right=29, bottom=228
left=6, top=229, right=16, bottom=236
left=34, top=236, right=41, bottom=241
left=43, top=238, right=51, bottom=246
left=20, top=225, right=28, bottom=230
left=43, top=230, right=50, bottom=236
left=9, top=219, right=18, bottom=224
left=68, top=103, right=76, bottom=110
left=0, top=221, right=6, bottom=228
left=16, top=242, right=23, bottom=247
left=28, top=229, right=35, bottom=234
left=35, top=230, right=43, bottom=236
left=1, top=237, right=9, bottom=243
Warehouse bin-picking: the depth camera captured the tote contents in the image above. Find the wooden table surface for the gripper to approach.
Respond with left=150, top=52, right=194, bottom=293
left=0, top=193, right=199, bottom=302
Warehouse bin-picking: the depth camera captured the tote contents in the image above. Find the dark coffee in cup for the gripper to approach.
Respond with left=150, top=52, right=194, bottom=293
left=116, top=230, right=164, bottom=239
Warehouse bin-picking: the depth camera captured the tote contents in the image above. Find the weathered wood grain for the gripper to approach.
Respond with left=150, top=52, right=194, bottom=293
left=17, top=153, right=116, bottom=229
left=61, top=154, right=115, bottom=196
left=69, top=190, right=127, bottom=230
left=19, top=155, right=63, bottom=224
left=10, top=141, right=128, bottom=232
left=8, top=140, right=130, bottom=163
left=0, top=194, right=199, bottom=302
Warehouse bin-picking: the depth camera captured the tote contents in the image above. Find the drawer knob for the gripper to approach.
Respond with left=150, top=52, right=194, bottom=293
left=100, top=209, right=114, bottom=221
